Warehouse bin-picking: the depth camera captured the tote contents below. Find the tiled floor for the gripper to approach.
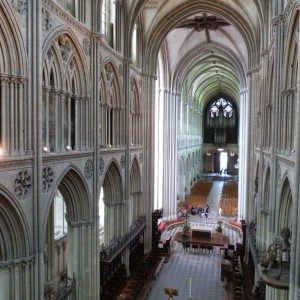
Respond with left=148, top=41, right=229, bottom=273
left=146, top=180, right=241, bottom=300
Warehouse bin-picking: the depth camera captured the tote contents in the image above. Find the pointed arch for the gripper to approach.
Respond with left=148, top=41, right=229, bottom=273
left=129, top=157, right=142, bottom=223
left=100, top=60, right=124, bottom=147
left=260, top=167, right=271, bottom=249
left=0, top=188, right=32, bottom=300
left=0, top=1, right=27, bottom=74
left=43, top=165, right=93, bottom=298
left=0, top=188, right=30, bottom=261
left=42, top=29, right=91, bottom=152
left=0, top=2, right=28, bottom=156
left=102, top=160, right=124, bottom=203
left=278, top=176, right=293, bottom=235
left=283, top=8, right=299, bottom=89
left=44, top=165, right=92, bottom=227
left=130, top=76, right=142, bottom=145
left=102, top=160, right=124, bottom=244
left=263, top=167, right=271, bottom=210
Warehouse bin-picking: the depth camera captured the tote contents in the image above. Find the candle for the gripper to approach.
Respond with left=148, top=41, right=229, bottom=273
left=189, top=277, right=192, bottom=297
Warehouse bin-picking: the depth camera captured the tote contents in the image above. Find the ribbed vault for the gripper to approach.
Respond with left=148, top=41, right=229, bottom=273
left=130, top=0, right=263, bottom=114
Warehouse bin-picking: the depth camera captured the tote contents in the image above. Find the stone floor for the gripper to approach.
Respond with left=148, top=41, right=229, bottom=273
left=147, top=180, right=241, bottom=300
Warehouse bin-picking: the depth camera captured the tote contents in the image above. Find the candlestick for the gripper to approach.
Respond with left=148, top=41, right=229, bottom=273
left=189, top=277, right=192, bottom=297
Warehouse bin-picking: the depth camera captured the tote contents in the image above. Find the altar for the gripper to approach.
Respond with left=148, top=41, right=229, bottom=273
left=191, top=226, right=212, bottom=239
left=188, top=226, right=226, bottom=246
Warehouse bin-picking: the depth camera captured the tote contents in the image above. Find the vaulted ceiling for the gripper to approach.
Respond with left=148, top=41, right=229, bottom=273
left=138, top=0, right=264, bottom=112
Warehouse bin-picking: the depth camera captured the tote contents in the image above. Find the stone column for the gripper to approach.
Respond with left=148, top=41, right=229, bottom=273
left=0, top=76, right=8, bottom=155
left=162, top=89, right=170, bottom=217
left=85, top=97, right=90, bottom=150
left=18, top=78, right=25, bottom=155
left=74, top=96, right=80, bottom=151
left=60, top=90, right=65, bottom=152
left=107, top=106, right=111, bottom=146
left=80, top=98, right=84, bottom=150
left=44, top=86, right=51, bottom=150
left=269, top=14, right=284, bottom=232
left=289, top=17, right=300, bottom=300
left=238, top=89, right=248, bottom=221
left=66, top=92, right=72, bottom=148
left=53, top=89, right=60, bottom=152
left=162, top=90, right=178, bottom=219
left=102, top=105, right=107, bottom=146
left=9, top=77, right=16, bottom=155
left=141, top=73, right=156, bottom=252
left=256, top=49, right=269, bottom=251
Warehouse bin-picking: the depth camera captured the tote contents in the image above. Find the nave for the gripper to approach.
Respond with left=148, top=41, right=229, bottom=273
left=147, top=218, right=242, bottom=300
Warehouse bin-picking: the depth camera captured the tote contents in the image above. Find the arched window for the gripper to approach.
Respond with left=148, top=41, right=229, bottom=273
left=204, top=97, right=237, bottom=144
left=132, top=23, right=137, bottom=63
left=210, top=98, right=233, bottom=118
left=54, top=190, right=68, bottom=239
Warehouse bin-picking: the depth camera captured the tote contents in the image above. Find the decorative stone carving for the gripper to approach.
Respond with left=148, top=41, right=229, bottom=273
left=120, top=155, right=126, bottom=169
left=130, top=77, right=135, bottom=92
left=84, top=159, right=93, bottom=180
left=139, top=152, right=143, bottom=163
left=69, top=58, right=75, bottom=71
left=83, top=38, right=90, bottom=56
left=119, top=64, right=123, bottom=75
left=259, top=227, right=291, bottom=280
left=66, top=217, right=95, bottom=229
left=11, top=0, right=27, bottom=15
left=42, top=8, right=52, bottom=30
left=177, top=14, right=230, bottom=32
left=0, top=255, right=35, bottom=272
left=98, top=52, right=102, bottom=64
left=42, top=166, right=54, bottom=192
left=105, top=64, right=114, bottom=85
left=14, top=169, right=32, bottom=200
left=57, top=35, right=72, bottom=62
left=99, top=157, right=105, bottom=175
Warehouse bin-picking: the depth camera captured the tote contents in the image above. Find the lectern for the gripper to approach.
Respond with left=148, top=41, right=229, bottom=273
left=164, top=288, right=178, bottom=300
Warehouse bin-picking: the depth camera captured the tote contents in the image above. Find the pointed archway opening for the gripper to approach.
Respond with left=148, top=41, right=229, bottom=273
left=0, top=190, right=31, bottom=299
left=44, top=168, right=92, bottom=299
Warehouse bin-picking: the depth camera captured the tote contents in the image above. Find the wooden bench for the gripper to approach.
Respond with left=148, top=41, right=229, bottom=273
left=136, top=256, right=166, bottom=300
left=153, top=256, right=165, bottom=279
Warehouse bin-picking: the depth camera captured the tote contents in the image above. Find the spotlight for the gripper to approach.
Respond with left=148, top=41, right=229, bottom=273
left=43, top=147, right=49, bottom=153
left=65, top=145, right=72, bottom=151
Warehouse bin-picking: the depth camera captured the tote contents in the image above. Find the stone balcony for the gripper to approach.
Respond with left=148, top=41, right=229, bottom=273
left=247, top=223, right=290, bottom=290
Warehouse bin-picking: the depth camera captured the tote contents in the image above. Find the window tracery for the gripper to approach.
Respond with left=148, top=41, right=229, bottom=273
left=209, top=98, right=233, bottom=118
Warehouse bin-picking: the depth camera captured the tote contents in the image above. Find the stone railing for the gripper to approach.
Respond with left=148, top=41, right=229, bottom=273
left=100, top=215, right=146, bottom=262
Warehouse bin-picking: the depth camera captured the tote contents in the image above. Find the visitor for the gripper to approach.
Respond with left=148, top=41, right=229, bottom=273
left=205, top=204, right=210, bottom=218
left=218, top=206, right=222, bottom=217
left=198, top=205, right=202, bottom=218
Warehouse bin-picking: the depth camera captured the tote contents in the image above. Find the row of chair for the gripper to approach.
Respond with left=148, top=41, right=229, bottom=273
left=230, top=251, right=244, bottom=300
left=182, top=243, right=214, bottom=253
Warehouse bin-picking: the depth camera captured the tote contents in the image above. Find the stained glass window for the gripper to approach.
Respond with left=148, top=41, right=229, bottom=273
left=210, top=98, right=233, bottom=118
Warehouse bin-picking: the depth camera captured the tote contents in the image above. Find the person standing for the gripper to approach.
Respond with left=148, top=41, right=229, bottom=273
left=205, top=204, right=210, bottom=218
left=218, top=206, right=222, bottom=217
left=198, top=205, right=202, bottom=218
